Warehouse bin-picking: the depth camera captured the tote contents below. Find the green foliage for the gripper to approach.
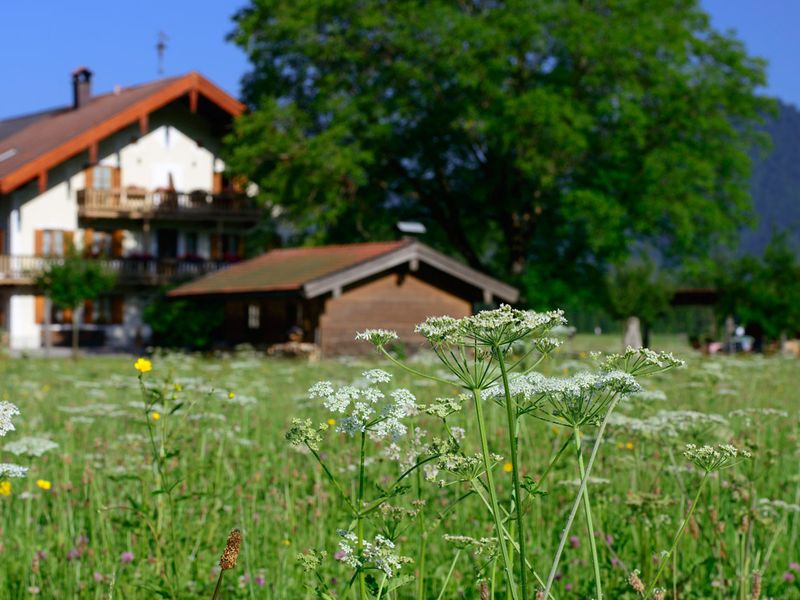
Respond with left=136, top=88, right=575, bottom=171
left=144, top=293, right=224, bottom=350
left=34, top=252, right=116, bottom=311
left=717, top=234, right=800, bottom=339
left=226, top=0, right=772, bottom=305
left=605, top=259, right=673, bottom=325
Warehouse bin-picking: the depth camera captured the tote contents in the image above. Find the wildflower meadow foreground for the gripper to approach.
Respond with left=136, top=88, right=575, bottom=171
left=1, top=308, right=799, bottom=599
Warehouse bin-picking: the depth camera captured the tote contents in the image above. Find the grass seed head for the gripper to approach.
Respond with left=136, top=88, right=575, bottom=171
left=219, top=529, right=242, bottom=570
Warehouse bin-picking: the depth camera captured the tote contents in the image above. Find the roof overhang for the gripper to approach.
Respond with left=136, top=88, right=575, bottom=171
left=302, top=240, right=519, bottom=303
left=0, top=72, right=244, bottom=195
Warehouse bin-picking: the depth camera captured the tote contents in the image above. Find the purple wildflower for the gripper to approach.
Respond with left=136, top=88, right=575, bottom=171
left=120, top=551, right=134, bottom=564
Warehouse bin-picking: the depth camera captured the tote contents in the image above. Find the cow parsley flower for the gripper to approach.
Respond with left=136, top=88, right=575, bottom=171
left=363, top=369, right=392, bottom=384
left=683, top=443, right=751, bottom=472
left=0, top=401, right=20, bottom=437
left=0, top=463, right=28, bottom=478
left=362, top=535, right=412, bottom=578
left=355, top=329, right=399, bottom=347
left=3, top=436, right=59, bottom=457
left=285, top=419, right=328, bottom=451
left=600, top=347, right=684, bottom=376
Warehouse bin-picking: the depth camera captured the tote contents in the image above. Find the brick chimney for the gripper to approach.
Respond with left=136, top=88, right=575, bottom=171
left=72, top=67, right=93, bottom=109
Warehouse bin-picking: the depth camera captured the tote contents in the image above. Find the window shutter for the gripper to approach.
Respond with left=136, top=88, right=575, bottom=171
left=83, top=228, right=94, bottom=257
left=213, top=172, right=223, bottom=194
left=111, top=167, right=121, bottom=189
left=63, top=231, right=74, bottom=254
left=210, top=234, right=221, bottom=260
left=237, top=236, right=245, bottom=259
left=0, top=229, right=5, bottom=253
left=34, top=230, right=44, bottom=256
left=111, top=296, right=124, bottom=324
left=35, top=296, right=45, bottom=324
left=111, top=230, right=124, bottom=257
left=84, top=300, right=94, bottom=324
left=85, top=166, right=93, bottom=189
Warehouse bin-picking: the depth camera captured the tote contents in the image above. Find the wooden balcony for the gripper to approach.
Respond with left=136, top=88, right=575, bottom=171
left=0, top=255, right=235, bottom=287
left=77, top=188, right=262, bottom=222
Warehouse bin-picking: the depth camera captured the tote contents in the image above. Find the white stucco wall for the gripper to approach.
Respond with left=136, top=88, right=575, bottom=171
left=2, top=101, right=228, bottom=350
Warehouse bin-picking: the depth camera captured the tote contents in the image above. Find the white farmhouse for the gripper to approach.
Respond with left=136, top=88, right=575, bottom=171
left=0, top=68, right=258, bottom=350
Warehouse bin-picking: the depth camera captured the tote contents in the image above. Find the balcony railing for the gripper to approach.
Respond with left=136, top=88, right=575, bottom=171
left=0, top=255, right=234, bottom=286
left=77, top=188, right=261, bottom=221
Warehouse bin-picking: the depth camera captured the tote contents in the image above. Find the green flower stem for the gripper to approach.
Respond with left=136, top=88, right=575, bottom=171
left=544, top=394, right=621, bottom=599
left=573, top=426, right=603, bottom=600
left=357, top=431, right=368, bottom=600
left=472, top=387, right=519, bottom=600
left=470, top=482, right=555, bottom=599
left=309, top=449, right=357, bottom=515
left=379, top=347, right=460, bottom=388
left=496, top=346, right=529, bottom=600
left=644, top=472, right=709, bottom=598
left=436, top=550, right=461, bottom=600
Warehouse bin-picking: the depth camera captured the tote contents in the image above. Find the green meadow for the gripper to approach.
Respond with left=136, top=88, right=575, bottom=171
left=1, top=335, right=798, bottom=599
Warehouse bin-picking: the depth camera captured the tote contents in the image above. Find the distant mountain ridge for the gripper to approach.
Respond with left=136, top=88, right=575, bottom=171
left=744, top=100, right=800, bottom=254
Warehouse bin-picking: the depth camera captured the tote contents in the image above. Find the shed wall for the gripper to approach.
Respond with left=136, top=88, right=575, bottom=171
left=319, top=272, right=471, bottom=355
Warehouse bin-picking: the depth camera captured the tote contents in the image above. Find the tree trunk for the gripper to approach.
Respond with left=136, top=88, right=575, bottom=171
left=71, top=308, right=79, bottom=360
left=622, top=316, right=642, bottom=350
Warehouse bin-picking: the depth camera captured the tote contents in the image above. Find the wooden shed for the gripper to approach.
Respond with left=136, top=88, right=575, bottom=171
left=167, top=239, right=518, bottom=354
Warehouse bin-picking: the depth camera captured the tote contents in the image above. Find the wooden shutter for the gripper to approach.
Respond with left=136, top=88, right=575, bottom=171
left=35, top=296, right=45, bottom=324
left=111, top=167, right=121, bottom=189
left=213, top=172, right=223, bottom=194
left=83, top=300, right=94, bottom=324
left=111, top=296, right=124, bottom=324
left=210, top=234, right=221, bottom=260
left=85, top=166, right=93, bottom=189
left=111, top=230, right=124, bottom=257
left=63, top=231, right=74, bottom=254
left=34, top=230, right=44, bottom=256
left=0, top=229, right=5, bottom=254
left=83, top=228, right=94, bottom=257
left=237, top=236, right=245, bottom=259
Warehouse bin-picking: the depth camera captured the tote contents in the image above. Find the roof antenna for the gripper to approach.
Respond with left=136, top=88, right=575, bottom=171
left=156, top=32, right=168, bottom=76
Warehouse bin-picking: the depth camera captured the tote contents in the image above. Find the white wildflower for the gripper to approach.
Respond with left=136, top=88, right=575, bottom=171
left=0, top=463, right=28, bottom=478
left=363, top=369, right=392, bottom=384
left=0, top=401, right=21, bottom=437
left=355, top=329, right=399, bottom=347
left=683, top=443, right=751, bottom=472
left=3, top=436, right=59, bottom=457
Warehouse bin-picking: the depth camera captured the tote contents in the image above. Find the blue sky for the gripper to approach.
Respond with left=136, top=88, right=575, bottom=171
left=0, top=1, right=797, bottom=118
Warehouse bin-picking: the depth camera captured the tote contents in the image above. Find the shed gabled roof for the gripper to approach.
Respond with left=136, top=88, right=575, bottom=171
left=168, top=240, right=519, bottom=303
left=0, top=72, right=244, bottom=194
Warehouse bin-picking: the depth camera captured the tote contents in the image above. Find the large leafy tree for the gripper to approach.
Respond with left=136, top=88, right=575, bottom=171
left=226, top=0, right=771, bottom=305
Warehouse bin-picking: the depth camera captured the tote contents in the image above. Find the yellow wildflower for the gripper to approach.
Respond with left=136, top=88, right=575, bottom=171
left=151, top=411, right=161, bottom=421
left=228, top=391, right=236, bottom=399
left=174, top=383, right=182, bottom=392
left=625, top=442, right=634, bottom=450
left=36, top=479, right=52, bottom=491
left=0, top=481, right=11, bottom=496
left=327, top=418, right=336, bottom=426
left=282, top=538, right=291, bottom=546
left=134, top=358, right=152, bottom=373
left=503, top=462, right=513, bottom=473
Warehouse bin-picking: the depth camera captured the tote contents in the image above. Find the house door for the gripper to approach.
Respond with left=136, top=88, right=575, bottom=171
left=157, top=229, right=178, bottom=259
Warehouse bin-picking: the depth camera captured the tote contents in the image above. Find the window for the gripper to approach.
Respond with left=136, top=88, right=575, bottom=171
left=39, top=229, right=68, bottom=257
left=184, top=232, right=198, bottom=256
left=94, top=166, right=112, bottom=190
left=91, top=231, right=112, bottom=257
left=222, top=234, right=239, bottom=256
left=247, top=303, right=260, bottom=330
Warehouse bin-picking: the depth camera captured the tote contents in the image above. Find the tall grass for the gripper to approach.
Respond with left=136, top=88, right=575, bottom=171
left=0, top=339, right=798, bottom=598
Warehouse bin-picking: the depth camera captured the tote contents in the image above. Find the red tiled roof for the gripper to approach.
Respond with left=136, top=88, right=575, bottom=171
left=0, top=72, right=244, bottom=194
left=168, top=240, right=411, bottom=296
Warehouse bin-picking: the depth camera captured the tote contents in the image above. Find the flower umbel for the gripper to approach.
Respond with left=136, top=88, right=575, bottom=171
left=683, top=444, right=752, bottom=473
